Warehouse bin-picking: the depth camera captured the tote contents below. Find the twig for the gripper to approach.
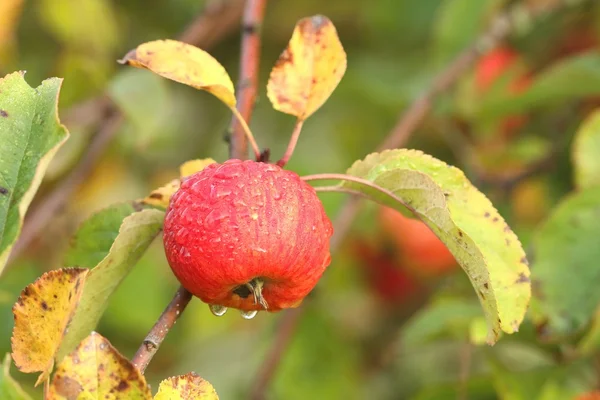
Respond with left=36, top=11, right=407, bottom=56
left=248, top=2, right=575, bottom=397
left=228, top=0, right=268, bottom=160
left=8, top=0, right=246, bottom=265
left=131, top=287, right=193, bottom=373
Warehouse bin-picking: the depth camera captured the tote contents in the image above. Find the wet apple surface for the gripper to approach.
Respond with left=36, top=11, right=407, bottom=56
left=163, top=159, right=333, bottom=314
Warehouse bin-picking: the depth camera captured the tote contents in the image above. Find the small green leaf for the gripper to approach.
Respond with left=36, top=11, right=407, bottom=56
left=572, top=109, right=600, bottom=190
left=0, top=72, right=69, bottom=274
left=0, top=354, right=33, bottom=400
left=65, top=203, right=137, bottom=267
left=57, top=208, right=164, bottom=360
left=343, top=149, right=530, bottom=344
left=529, top=187, right=600, bottom=338
left=49, top=332, right=151, bottom=400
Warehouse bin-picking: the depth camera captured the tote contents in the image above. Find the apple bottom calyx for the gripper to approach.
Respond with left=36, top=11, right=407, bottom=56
left=233, top=278, right=269, bottom=310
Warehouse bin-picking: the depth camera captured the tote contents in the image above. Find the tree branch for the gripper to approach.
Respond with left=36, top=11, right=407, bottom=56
left=131, top=287, right=193, bottom=373
left=8, top=0, right=246, bottom=265
left=228, top=0, right=268, bottom=160
left=248, top=1, right=577, bottom=397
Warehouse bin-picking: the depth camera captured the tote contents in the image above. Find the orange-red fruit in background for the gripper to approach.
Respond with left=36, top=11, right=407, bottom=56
left=575, top=392, right=600, bottom=400
left=475, top=46, right=532, bottom=138
left=379, top=207, right=457, bottom=276
left=353, top=240, right=420, bottom=306
left=163, top=160, right=333, bottom=312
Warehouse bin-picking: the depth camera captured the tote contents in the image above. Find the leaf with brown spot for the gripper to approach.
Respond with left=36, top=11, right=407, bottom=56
left=119, top=40, right=236, bottom=107
left=0, top=72, right=69, bottom=275
left=154, top=372, right=219, bottom=400
left=11, top=268, right=88, bottom=386
left=0, top=354, right=33, bottom=400
left=48, top=332, right=151, bottom=400
left=142, top=158, right=216, bottom=209
left=267, top=15, right=346, bottom=120
left=342, top=149, right=530, bottom=344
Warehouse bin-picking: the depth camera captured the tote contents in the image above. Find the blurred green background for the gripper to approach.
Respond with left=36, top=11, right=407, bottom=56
left=3, top=0, right=600, bottom=398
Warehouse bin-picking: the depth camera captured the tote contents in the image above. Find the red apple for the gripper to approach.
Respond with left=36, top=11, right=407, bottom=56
left=163, top=159, right=333, bottom=312
left=378, top=207, right=457, bottom=277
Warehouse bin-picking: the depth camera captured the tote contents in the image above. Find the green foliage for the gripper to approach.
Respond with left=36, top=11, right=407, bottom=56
left=65, top=203, right=137, bottom=267
left=572, top=110, right=600, bottom=190
left=343, top=149, right=530, bottom=344
left=0, top=72, right=69, bottom=274
left=529, top=187, right=600, bottom=338
left=57, top=209, right=164, bottom=361
left=0, top=355, right=32, bottom=400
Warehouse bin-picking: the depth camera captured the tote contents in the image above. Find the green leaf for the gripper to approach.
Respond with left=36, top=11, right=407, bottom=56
left=529, top=187, right=600, bottom=338
left=0, top=354, right=33, bottom=400
left=572, top=109, right=600, bottom=190
left=478, top=53, right=600, bottom=121
left=432, top=0, right=500, bottom=64
left=343, top=149, right=530, bottom=344
left=56, top=208, right=164, bottom=360
left=65, top=203, right=138, bottom=267
left=0, top=72, right=69, bottom=274
left=402, top=298, right=482, bottom=346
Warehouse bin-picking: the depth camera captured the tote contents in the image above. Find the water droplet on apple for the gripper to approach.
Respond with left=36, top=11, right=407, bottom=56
left=240, top=310, right=258, bottom=319
left=209, top=304, right=227, bottom=316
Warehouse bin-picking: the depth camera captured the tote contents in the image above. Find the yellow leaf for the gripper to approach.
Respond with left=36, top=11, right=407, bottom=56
left=154, top=372, right=219, bottom=400
left=141, top=158, right=216, bottom=209
left=119, top=40, right=236, bottom=107
left=48, top=332, right=151, bottom=400
left=267, top=15, right=347, bottom=120
left=11, top=268, right=88, bottom=386
left=179, top=158, right=216, bottom=178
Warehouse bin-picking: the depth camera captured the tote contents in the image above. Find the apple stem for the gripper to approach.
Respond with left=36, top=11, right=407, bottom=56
left=277, top=119, right=305, bottom=167
left=230, top=106, right=261, bottom=160
left=248, top=278, right=269, bottom=310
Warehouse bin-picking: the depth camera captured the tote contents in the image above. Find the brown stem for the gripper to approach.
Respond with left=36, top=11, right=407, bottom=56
left=7, top=0, right=246, bottom=266
left=131, top=287, right=193, bottom=374
left=228, top=0, right=268, bottom=160
left=277, top=119, right=304, bottom=167
left=248, top=1, right=576, bottom=396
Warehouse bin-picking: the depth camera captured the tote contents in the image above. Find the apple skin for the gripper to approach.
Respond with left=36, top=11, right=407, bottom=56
left=163, top=159, right=333, bottom=312
left=378, top=207, right=457, bottom=277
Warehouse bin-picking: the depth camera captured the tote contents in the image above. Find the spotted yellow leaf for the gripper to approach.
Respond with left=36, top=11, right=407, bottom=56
left=11, top=268, right=88, bottom=386
left=142, top=158, right=216, bottom=209
left=154, top=372, right=219, bottom=400
left=267, top=15, right=346, bottom=120
left=48, top=332, right=151, bottom=400
left=119, top=40, right=236, bottom=107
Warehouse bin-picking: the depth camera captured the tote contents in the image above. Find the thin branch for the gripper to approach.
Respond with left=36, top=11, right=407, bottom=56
left=248, top=1, right=577, bottom=397
left=277, top=119, right=304, bottom=167
left=228, top=0, right=268, bottom=160
left=8, top=0, right=246, bottom=265
left=131, top=287, right=193, bottom=374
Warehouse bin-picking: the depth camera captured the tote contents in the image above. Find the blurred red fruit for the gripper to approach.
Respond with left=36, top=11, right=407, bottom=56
left=378, top=207, right=457, bottom=277
left=575, top=392, right=600, bottom=400
left=475, top=46, right=533, bottom=139
left=163, top=160, right=333, bottom=312
left=353, top=240, right=420, bottom=305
